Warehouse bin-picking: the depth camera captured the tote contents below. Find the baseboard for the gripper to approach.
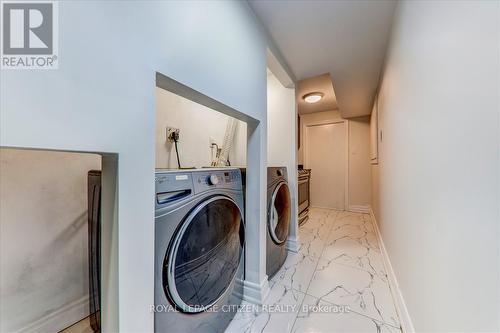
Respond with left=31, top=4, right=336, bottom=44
left=348, top=204, right=371, bottom=213
left=18, top=295, right=90, bottom=333
left=310, top=205, right=344, bottom=210
left=286, top=235, right=299, bottom=253
left=242, top=276, right=270, bottom=305
left=233, top=277, right=245, bottom=300
left=370, top=208, right=415, bottom=333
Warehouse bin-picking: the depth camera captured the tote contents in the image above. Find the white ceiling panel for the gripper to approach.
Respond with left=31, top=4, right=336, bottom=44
left=249, top=0, right=397, bottom=117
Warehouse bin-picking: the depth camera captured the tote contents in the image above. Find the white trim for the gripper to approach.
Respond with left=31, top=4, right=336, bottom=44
left=18, top=295, right=90, bottom=333
left=310, top=205, right=345, bottom=211
left=303, top=119, right=349, bottom=210
left=370, top=208, right=415, bottom=333
left=345, top=120, right=350, bottom=210
left=370, top=95, right=379, bottom=165
left=348, top=204, right=371, bottom=213
left=285, top=235, right=299, bottom=253
left=233, top=278, right=245, bottom=300
left=266, top=48, right=295, bottom=88
left=242, top=276, right=270, bottom=305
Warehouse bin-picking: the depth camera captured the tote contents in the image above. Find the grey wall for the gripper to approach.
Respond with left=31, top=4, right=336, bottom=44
left=373, top=1, right=499, bottom=331
left=0, top=149, right=100, bottom=332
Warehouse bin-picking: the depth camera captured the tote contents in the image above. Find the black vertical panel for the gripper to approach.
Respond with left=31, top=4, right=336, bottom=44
left=88, top=170, right=101, bottom=332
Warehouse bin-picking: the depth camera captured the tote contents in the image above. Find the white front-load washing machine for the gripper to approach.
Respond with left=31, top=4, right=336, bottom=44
left=154, top=168, right=245, bottom=333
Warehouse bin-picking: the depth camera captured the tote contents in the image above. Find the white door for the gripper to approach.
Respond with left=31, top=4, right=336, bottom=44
left=305, top=122, right=346, bottom=210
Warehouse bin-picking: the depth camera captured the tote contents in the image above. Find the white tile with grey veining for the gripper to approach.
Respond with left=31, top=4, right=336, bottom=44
left=308, top=207, right=330, bottom=219
left=323, top=208, right=339, bottom=225
left=227, top=209, right=402, bottom=333
left=296, top=208, right=338, bottom=264
left=299, top=215, right=327, bottom=233
left=306, top=259, right=401, bottom=329
left=292, top=294, right=402, bottom=333
left=271, top=252, right=319, bottom=293
left=297, top=228, right=326, bottom=258
left=306, top=209, right=331, bottom=223
left=323, top=237, right=388, bottom=282
left=300, top=208, right=337, bottom=235
left=225, top=282, right=305, bottom=333
left=334, top=211, right=373, bottom=229
left=331, top=217, right=375, bottom=241
left=323, top=213, right=386, bottom=279
left=334, top=211, right=374, bottom=230
left=334, top=210, right=364, bottom=221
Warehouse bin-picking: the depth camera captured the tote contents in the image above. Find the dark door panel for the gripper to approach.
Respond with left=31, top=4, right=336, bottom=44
left=163, top=196, right=244, bottom=313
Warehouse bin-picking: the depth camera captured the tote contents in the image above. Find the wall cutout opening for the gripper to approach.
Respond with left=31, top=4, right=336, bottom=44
left=156, top=87, right=247, bottom=169
left=154, top=73, right=269, bottom=330
left=155, top=72, right=256, bottom=171
left=0, top=147, right=118, bottom=333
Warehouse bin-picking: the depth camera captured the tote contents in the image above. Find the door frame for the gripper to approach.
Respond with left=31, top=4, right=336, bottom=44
left=303, top=119, right=349, bottom=210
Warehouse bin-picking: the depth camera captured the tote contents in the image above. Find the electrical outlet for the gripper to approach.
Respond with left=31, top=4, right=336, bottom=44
left=166, top=127, right=180, bottom=142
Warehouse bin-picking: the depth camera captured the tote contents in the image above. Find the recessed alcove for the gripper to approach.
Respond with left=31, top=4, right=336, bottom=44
left=155, top=72, right=269, bottom=304
left=0, top=147, right=119, bottom=332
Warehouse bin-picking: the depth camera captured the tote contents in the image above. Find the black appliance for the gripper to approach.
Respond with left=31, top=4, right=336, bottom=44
left=87, top=170, right=101, bottom=333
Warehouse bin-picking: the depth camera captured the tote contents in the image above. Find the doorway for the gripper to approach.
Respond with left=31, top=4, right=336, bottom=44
left=304, top=121, right=347, bottom=210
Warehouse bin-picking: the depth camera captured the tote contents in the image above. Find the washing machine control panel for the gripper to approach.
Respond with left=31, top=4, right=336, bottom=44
left=208, top=174, right=219, bottom=185
left=223, top=170, right=241, bottom=183
left=192, top=169, right=242, bottom=192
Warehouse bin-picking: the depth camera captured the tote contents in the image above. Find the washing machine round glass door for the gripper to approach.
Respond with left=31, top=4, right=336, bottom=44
left=164, top=195, right=244, bottom=313
left=268, top=182, right=291, bottom=244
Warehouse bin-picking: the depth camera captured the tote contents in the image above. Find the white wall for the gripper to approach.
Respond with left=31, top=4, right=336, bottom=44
left=348, top=117, right=371, bottom=209
left=156, top=87, right=246, bottom=169
left=298, top=110, right=342, bottom=165
left=267, top=72, right=295, bottom=168
left=0, top=1, right=272, bottom=330
left=373, top=1, right=499, bottom=331
left=298, top=110, right=371, bottom=209
left=0, top=149, right=100, bottom=332
left=267, top=71, right=298, bottom=249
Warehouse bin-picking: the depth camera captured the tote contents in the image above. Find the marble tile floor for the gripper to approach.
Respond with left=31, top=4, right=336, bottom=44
left=226, top=208, right=402, bottom=333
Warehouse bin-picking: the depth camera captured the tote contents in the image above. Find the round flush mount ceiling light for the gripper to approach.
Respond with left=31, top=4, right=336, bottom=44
left=303, top=92, right=324, bottom=103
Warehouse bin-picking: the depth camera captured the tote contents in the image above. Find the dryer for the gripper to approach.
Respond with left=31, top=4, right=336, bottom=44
left=266, top=167, right=291, bottom=278
left=154, top=168, right=245, bottom=333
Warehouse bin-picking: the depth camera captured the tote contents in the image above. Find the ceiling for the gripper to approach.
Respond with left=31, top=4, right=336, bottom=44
left=296, top=73, right=337, bottom=114
left=249, top=0, right=397, bottom=118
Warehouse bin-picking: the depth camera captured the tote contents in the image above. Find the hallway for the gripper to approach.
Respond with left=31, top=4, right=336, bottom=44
left=226, top=208, right=401, bottom=333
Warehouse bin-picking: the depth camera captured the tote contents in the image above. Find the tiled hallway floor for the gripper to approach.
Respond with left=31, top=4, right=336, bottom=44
left=226, top=208, right=402, bottom=333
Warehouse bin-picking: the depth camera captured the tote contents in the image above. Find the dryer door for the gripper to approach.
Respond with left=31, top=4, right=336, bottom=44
left=164, top=196, right=244, bottom=313
left=268, top=182, right=291, bottom=245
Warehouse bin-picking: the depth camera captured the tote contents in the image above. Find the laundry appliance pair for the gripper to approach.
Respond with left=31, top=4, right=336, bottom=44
left=153, top=166, right=291, bottom=333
